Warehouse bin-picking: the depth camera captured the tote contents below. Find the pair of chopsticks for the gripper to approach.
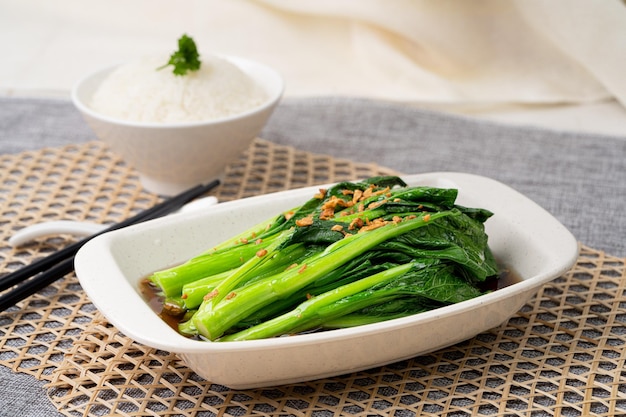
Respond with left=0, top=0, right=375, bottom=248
left=0, top=179, right=220, bottom=312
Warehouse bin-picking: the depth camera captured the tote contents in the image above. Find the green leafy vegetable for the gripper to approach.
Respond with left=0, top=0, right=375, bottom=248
left=145, top=176, right=500, bottom=341
left=158, top=34, right=201, bottom=76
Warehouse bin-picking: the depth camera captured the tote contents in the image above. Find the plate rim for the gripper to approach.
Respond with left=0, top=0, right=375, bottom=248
left=75, top=171, right=579, bottom=354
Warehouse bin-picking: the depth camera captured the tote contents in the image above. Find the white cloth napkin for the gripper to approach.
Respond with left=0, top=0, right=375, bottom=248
left=253, top=0, right=626, bottom=106
left=1, top=0, right=625, bottom=108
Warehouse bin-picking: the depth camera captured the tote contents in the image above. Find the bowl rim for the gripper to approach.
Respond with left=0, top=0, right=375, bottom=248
left=71, top=54, right=285, bottom=128
left=75, top=172, right=580, bottom=355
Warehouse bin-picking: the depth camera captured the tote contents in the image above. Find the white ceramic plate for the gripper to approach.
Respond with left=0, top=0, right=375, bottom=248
left=75, top=172, right=578, bottom=389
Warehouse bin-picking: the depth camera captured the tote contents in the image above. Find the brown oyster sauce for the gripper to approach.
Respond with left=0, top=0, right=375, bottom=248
left=139, top=264, right=521, bottom=338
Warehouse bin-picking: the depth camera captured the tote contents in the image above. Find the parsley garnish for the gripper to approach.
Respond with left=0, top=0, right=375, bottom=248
left=158, top=34, right=201, bottom=76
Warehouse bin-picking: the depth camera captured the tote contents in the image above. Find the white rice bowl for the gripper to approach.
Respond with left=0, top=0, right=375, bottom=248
left=89, top=55, right=269, bottom=123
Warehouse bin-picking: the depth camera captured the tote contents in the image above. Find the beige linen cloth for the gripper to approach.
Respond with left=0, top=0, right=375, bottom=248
left=1, top=0, right=625, bottom=108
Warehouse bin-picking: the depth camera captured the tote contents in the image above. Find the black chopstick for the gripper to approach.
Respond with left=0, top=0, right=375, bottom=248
left=0, top=179, right=220, bottom=312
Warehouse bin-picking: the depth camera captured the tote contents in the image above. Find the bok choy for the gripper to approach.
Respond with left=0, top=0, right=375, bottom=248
left=146, top=176, right=499, bottom=341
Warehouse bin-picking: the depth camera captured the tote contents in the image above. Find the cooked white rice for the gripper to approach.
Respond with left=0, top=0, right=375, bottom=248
left=90, top=55, right=268, bottom=123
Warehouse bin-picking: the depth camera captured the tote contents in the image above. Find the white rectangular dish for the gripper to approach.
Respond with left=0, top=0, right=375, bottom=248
left=74, top=172, right=579, bottom=389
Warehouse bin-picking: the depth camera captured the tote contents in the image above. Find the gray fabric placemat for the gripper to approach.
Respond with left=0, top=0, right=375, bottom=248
left=0, top=365, right=61, bottom=417
left=1, top=96, right=625, bottom=258
left=0, top=97, right=90, bottom=153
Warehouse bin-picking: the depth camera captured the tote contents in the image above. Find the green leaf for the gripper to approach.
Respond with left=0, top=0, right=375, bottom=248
left=158, top=34, right=201, bottom=76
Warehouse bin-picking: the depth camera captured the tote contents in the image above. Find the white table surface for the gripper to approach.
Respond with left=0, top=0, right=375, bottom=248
left=2, top=0, right=626, bottom=138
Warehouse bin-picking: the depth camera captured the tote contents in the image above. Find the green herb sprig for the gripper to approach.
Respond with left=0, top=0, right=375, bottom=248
left=158, top=34, right=201, bottom=76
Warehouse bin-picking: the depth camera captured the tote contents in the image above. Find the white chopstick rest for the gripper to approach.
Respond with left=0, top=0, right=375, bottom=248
left=177, top=195, right=219, bottom=213
left=8, top=221, right=106, bottom=247
left=9, top=196, right=219, bottom=247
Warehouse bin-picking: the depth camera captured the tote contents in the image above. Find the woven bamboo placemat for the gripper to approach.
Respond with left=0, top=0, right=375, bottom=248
left=1, top=140, right=625, bottom=417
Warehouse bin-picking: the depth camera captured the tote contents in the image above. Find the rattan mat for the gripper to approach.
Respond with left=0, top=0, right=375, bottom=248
left=1, top=140, right=625, bottom=417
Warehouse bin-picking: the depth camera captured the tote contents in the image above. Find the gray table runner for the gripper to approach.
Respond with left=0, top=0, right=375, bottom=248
left=2, top=96, right=624, bottom=257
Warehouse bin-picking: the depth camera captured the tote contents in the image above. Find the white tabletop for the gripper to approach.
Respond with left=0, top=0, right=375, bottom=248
left=2, top=0, right=626, bottom=138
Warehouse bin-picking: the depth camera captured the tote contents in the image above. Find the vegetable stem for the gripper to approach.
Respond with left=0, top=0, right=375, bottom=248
left=193, top=211, right=455, bottom=340
left=144, top=176, right=500, bottom=342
